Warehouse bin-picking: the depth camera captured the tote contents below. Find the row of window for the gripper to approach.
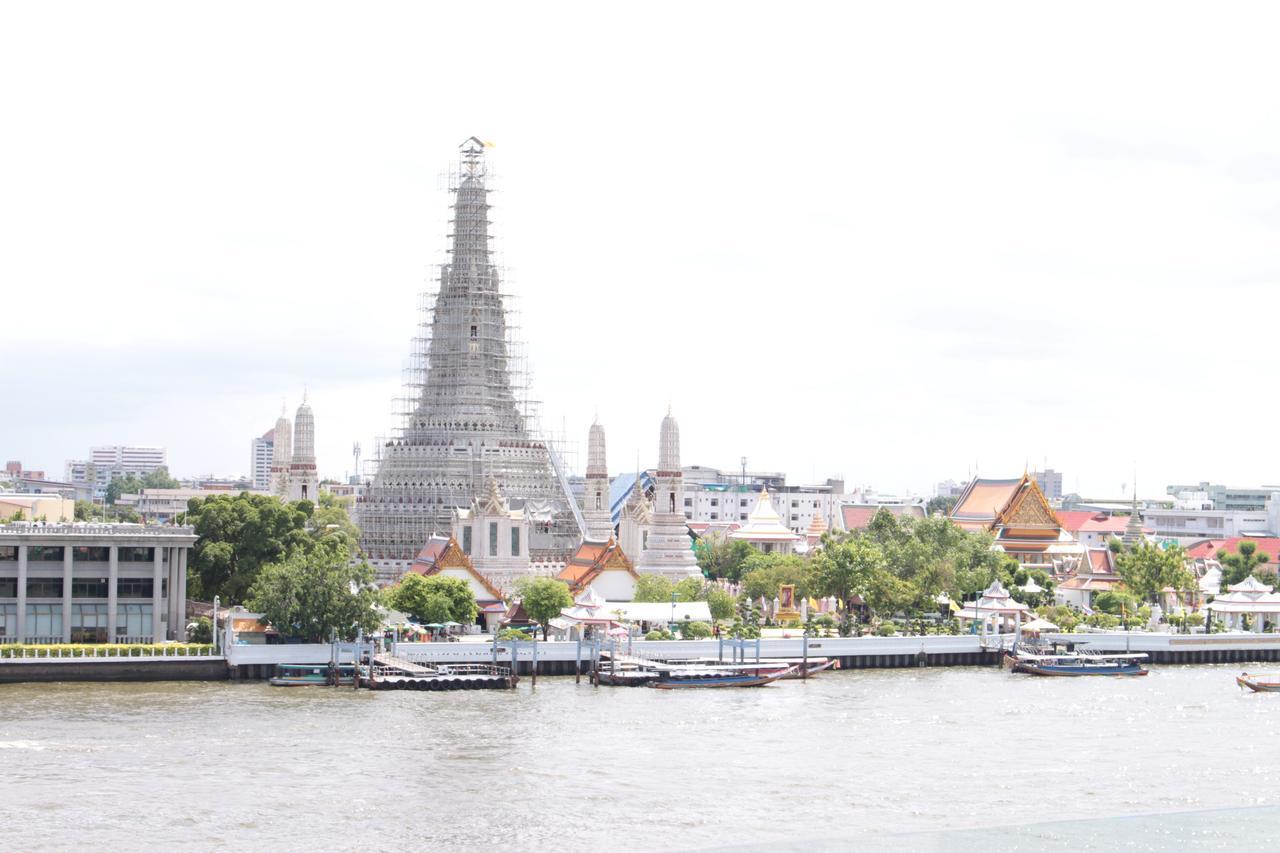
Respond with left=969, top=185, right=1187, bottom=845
left=0, top=578, right=160, bottom=599
left=3, top=603, right=155, bottom=640
left=0, top=546, right=157, bottom=562
left=460, top=524, right=521, bottom=558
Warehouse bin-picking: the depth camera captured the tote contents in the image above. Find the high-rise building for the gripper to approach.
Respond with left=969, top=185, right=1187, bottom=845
left=357, top=138, right=583, bottom=577
left=91, top=445, right=167, bottom=473
left=250, top=428, right=274, bottom=491
left=1031, top=469, right=1063, bottom=502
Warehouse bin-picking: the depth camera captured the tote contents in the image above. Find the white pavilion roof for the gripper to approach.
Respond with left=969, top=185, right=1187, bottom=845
left=729, top=489, right=802, bottom=543
left=1208, top=575, right=1280, bottom=614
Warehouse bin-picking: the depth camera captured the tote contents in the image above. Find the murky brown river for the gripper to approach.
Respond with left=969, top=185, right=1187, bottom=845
left=2, top=665, right=1277, bottom=851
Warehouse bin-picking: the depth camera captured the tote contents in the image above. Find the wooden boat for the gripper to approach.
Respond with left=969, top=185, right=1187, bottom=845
left=269, top=663, right=358, bottom=687
left=648, top=664, right=797, bottom=689
left=1237, top=672, right=1280, bottom=692
left=1004, top=650, right=1148, bottom=677
left=679, top=657, right=837, bottom=679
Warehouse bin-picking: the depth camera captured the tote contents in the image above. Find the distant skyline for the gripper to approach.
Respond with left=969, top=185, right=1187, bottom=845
left=5, top=3, right=1280, bottom=497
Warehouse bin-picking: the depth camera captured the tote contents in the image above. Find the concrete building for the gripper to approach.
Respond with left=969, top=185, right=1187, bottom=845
left=0, top=494, right=75, bottom=523
left=250, top=428, right=274, bottom=491
left=117, top=488, right=271, bottom=524
left=1166, top=483, right=1280, bottom=513
left=65, top=446, right=169, bottom=500
left=1140, top=503, right=1274, bottom=544
left=1031, top=469, right=1064, bottom=502
left=0, top=522, right=195, bottom=644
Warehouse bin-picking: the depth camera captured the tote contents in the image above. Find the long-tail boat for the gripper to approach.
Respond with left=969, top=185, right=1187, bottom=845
left=1237, top=672, right=1280, bottom=692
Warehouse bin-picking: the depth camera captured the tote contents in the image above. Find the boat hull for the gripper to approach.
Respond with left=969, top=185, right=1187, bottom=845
left=648, top=665, right=797, bottom=689
left=1012, top=661, right=1147, bottom=677
left=1237, top=675, right=1280, bottom=692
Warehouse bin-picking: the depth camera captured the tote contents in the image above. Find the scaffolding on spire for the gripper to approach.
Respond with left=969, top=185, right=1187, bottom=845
left=358, top=138, right=584, bottom=581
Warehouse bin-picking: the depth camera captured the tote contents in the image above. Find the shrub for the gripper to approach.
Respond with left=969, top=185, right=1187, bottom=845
left=644, top=629, right=674, bottom=641
left=189, top=616, right=213, bottom=644
left=496, top=628, right=530, bottom=642
left=875, top=621, right=898, bottom=636
left=680, top=620, right=712, bottom=639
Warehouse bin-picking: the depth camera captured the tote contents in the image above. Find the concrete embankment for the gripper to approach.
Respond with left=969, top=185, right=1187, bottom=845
left=0, top=658, right=228, bottom=683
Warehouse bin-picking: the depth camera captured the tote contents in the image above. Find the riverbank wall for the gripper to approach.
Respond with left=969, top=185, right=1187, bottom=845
left=0, top=658, right=227, bottom=683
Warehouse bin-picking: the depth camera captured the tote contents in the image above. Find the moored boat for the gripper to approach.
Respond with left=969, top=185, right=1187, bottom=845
left=648, top=663, right=797, bottom=689
left=1237, top=672, right=1280, bottom=692
left=1004, top=649, right=1148, bottom=677
left=269, top=663, right=359, bottom=686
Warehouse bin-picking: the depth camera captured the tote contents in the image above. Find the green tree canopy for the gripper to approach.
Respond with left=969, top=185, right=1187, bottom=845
left=141, top=466, right=180, bottom=489
left=696, top=536, right=757, bottom=581
left=706, top=587, right=736, bottom=620
left=517, top=577, right=573, bottom=639
left=673, top=577, right=706, bottom=602
left=813, top=536, right=884, bottom=611
left=386, top=574, right=479, bottom=626
left=740, top=553, right=816, bottom=601
left=180, top=493, right=314, bottom=603
left=634, top=574, right=675, bottom=602
left=1116, top=542, right=1192, bottom=603
left=246, top=540, right=382, bottom=643
left=105, top=474, right=143, bottom=505
left=1218, top=540, right=1273, bottom=588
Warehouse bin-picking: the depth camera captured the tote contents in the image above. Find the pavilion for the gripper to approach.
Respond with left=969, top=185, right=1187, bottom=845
left=730, top=489, right=802, bottom=554
left=1208, top=576, right=1280, bottom=632
left=955, top=579, right=1031, bottom=633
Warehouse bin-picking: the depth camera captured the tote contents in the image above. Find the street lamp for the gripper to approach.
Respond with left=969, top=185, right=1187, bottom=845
left=670, top=591, right=677, bottom=632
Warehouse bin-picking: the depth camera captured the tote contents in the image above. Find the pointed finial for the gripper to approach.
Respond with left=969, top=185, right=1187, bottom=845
left=281, top=399, right=286, bottom=417
left=303, top=385, right=309, bottom=404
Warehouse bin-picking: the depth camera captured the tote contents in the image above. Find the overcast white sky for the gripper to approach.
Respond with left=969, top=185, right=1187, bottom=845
left=3, top=2, right=1279, bottom=497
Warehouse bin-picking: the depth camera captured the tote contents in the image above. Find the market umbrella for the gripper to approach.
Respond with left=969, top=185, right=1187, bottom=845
left=1021, top=618, right=1059, bottom=634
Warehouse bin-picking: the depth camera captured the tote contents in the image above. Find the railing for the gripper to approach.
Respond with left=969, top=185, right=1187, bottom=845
left=0, top=644, right=218, bottom=661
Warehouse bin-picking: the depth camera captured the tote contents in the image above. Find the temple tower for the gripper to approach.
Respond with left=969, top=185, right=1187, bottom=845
left=287, top=393, right=319, bottom=503
left=357, top=138, right=583, bottom=578
left=269, top=402, right=292, bottom=498
left=1122, top=476, right=1144, bottom=546
left=582, top=420, right=613, bottom=541
left=617, top=476, right=652, bottom=560
left=635, top=410, right=701, bottom=580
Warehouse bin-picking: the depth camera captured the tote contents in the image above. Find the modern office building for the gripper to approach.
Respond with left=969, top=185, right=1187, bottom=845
left=250, top=428, right=275, bottom=491
left=0, top=522, right=196, bottom=644
left=1165, top=483, right=1280, bottom=513
left=65, top=445, right=170, bottom=499
left=1031, top=469, right=1064, bottom=502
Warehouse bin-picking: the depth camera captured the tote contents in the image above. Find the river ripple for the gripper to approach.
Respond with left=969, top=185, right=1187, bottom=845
left=1, top=664, right=1277, bottom=851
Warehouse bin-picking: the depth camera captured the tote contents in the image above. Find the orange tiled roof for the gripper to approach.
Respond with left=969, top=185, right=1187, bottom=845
left=949, top=477, right=1024, bottom=525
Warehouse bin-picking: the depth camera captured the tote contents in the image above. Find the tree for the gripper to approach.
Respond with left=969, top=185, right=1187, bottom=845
left=518, top=577, right=573, bottom=639
left=673, top=576, right=705, bottom=601
left=814, top=536, right=884, bottom=613
left=1218, top=540, right=1273, bottom=588
left=247, top=540, right=382, bottom=642
left=706, top=587, right=736, bottom=620
left=180, top=493, right=314, bottom=603
left=141, top=466, right=180, bottom=490
left=696, top=536, right=756, bottom=580
left=926, top=495, right=958, bottom=517
left=1116, top=543, right=1191, bottom=603
left=634, top=574, right=675, bottom=603
left=739, top=553, right=815, bottom=601
left=387, top=574, right=479, bottom=625
left=188, top=616, right=213, bottom=644
left=74, top=500, right=102, bottom=522
left=105, top=474, right=143, bottom=505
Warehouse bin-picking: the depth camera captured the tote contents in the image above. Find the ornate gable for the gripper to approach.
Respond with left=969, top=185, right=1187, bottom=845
left=999, top=478, right=1060, bottom=529
left=420, top=535, right=505, bottom=601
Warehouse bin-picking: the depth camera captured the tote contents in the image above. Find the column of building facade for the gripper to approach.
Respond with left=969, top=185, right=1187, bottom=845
left=107, top=545, right=119, bottom=639
left=176, top=547, right=188, bottom=641
left=16, top=544, right=27, bottom=642
left=152, top=546, right=165, bottom=642
left=61, top=546, right=73, bottom=642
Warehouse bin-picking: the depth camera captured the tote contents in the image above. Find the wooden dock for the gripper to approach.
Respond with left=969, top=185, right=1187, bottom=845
left=365, top=661, right=516, bottom=691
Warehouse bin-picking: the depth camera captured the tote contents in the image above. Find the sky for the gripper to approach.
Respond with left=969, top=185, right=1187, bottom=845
left=3, top=2, right=1280, bottom=498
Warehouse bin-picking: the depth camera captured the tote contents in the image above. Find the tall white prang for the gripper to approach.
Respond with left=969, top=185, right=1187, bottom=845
left=634, top=409, right=702, bottom=581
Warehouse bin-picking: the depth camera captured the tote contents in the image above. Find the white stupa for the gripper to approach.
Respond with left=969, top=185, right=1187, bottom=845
left=634, top=409, right=701, bottom=580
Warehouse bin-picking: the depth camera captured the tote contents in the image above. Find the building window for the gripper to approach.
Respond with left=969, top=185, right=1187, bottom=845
left=710, top=499, right=719, bottom=507
left=511, top=527, right=520, bottom=557
left=740, top=500, right=748, bottom=507
left=0, top=578, right=17, bottom=597
left=117, top=578, right=154, bottom=599
left=72, top=578, right=109, bottom=598
left=462, top=527, right=473, bottom=555
left=0, top=546, right=16, bottom=561
left=684, top=498, right=692, bottom=507
left=25, top=603, right=62, bottom=640
left=489, top=522, right=498, bottom=557
left=470, top=325, right=478, bottom=338
left=116, top=603, right=153, bottom=639
left=73, top=546, right=110, bottom=562
left=0, top=602, right=16, bottom=637
left=71, top=603, right=108, bottom=643
left=27, top=546, right=64, bottom=561
left=118, top=547, right=154, bottom=562
left=25, top=578, right=63, bottom=598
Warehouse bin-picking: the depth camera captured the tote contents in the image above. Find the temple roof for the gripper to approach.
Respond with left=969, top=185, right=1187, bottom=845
left=841, top=503, right=926, bottom=532
left=408, top=534, right=505, bottom=601
left=557, top=536, right=636, bottom=593
left=950, top=477, right=1025, bottom=525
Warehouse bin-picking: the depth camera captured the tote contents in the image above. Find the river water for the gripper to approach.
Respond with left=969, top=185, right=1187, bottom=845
left=1, top=664, right=1277, bottom=851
